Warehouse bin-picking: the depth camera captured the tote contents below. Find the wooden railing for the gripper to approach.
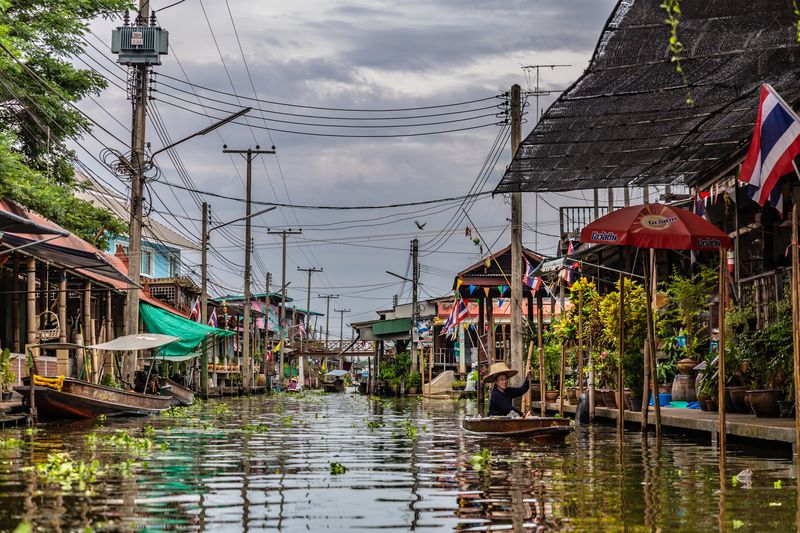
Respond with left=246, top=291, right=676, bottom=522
left=560, top=206, right=600, bottom=241
left=738, top=268, right=787, bottom=329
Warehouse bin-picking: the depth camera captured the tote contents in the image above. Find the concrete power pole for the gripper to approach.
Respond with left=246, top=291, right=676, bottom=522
left=200, top=202, right=209, bottom=398
left=297, top=267, right=322, bottom=352
left=318, top=294, right=339, bottom=346
left=223, top=147, right=275, bottom=393
left=510, top=84, right=524, bottom=386
left=411, top=238, right=419, bottom=371
left=267, top=228, right=302, bottom=387
left=335, top=308, right=350, bottom=352
left=122, top=0, right=153, bottom=382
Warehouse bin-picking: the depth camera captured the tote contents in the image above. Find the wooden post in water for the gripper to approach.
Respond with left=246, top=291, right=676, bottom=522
left=617, top=267, right=625, bottom=440
left=718, top=246, right=727, bottom=456
left=558, top=279, right=566, bottom=417
left=792, top=205, right=800, bottom=465
left=522, top=341, right=534, bottom=414
left=537, top=292, right=545, bottom=417
left=644, top=251, right=661, bottom=439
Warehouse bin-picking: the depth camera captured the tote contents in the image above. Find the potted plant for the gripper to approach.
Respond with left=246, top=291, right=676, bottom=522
left=406, top=371, right=421, bottom=394
left=0, top=349, right=15, bottom=401
left=451, top=379, right=466, bottom=391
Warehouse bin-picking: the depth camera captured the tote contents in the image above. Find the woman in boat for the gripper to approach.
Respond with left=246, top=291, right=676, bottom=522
left=485, top=362, right=531, bottom=417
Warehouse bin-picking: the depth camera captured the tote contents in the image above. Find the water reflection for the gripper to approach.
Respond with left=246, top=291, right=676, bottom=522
left=0, top=394, right=797, bottom=531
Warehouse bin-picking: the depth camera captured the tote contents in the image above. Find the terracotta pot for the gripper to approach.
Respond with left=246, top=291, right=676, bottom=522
left=727, top=386, right=747, bottom=413
left=593, top=389, right=607, bottom=407
left=407, top=387, right=418, bottom=395
left=602, top=389, right=618, bottom=409
left=545, top=390, right=559, bottom=403
left=746, top=390, right=782, bottom=418
left=676, top=358, right=699, bottom=375
left=658, top=383, right=672, bottom=395
left=700, top=399, right=717, bottom=412
left=567, top=387, right=578, bottom=405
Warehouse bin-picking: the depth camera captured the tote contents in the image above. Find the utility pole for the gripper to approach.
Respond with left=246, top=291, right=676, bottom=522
left=267, top=228, right=302, bottom=388
left=318, top=294, right=339, bottom=346
left=297, top=267, right=323, bottom=352
left=200, top=202, right=209, bottom=398
left=223, top=146, right=275, bottom=393
left=335, top=308, right=350, bottom=352
left=318, top=293, right=339, bottom=371
left=510, top=84, right=524, bottom=387
left=122, top=0, right=152, bottom=383
left=411, top=239, right=420, bottom=372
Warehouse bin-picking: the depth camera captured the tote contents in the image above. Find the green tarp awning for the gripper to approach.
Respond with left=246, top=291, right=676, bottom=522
left=140, top=302, right=234, bottom=358
left=372, top=317, right=412, bottom=337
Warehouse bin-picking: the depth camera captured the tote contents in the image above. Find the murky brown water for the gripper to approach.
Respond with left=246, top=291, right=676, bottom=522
left=0, top=392, right=797, bottom=531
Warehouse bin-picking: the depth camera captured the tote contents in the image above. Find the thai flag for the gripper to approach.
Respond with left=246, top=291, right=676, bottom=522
left=208, top=308, right=218, bottom=328
left=189, top=297, right=201, bottom=322
left=561, top=241, right=578, bottom=286
left=441, top=299, right=469, bottom=337
left=523, top=256, right=542, bottom=292
left=740, top=84, right=800, bottom=215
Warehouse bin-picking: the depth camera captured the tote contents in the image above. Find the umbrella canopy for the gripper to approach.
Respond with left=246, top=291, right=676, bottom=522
left=579, top=203, right=732, bottom=251
left=88, top=333, right=180, bottom=351
left=325, top=369, right=348, bottom=377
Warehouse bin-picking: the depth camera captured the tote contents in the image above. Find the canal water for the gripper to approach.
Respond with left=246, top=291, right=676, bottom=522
left=0, top=392, right=797, bottom=531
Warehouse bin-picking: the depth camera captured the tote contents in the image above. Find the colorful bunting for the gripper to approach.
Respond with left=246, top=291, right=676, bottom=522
left=469, top=284, right=476, bottom=295
left=456, top=278, right=463, bottom=291
left=483, top=287, right=490, bottom=298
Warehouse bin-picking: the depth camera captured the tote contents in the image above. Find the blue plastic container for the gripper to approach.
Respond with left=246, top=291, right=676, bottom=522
left=649, top=393, right=672, bottom=406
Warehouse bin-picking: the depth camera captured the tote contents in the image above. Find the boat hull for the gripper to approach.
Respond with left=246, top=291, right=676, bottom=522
left=462, top=416, right=574, bottom=442
left=165, top=378, right=195, bottom=406
left=16, top=377, right=172, bottom=419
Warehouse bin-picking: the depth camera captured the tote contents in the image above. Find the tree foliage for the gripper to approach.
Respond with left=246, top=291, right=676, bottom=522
left=0, top=0, right=130, bottom=245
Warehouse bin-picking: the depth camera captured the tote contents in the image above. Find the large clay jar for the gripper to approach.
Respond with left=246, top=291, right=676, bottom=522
left=671, top=374, right=697, bottom=402
left=727, top=386, right=747, bottom=413
left=676, top=358, right=699, bottom=375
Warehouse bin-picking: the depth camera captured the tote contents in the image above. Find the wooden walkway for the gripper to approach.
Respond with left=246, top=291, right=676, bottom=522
left=532, top=400, right=797, bottom=450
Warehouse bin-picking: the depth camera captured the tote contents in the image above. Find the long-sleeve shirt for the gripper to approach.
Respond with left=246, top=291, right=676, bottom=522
left=488, top=379, right=530, bottom=417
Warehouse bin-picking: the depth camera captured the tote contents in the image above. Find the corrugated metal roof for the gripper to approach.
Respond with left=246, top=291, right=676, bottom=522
left=495, top=0, right=800, bottom=193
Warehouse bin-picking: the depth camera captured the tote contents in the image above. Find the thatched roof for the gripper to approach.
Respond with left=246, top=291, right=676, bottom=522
left=495, top=0, right=800, bottom=193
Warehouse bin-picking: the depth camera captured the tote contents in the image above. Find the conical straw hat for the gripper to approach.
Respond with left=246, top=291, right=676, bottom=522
left=483, top=361, right=518, bottom=383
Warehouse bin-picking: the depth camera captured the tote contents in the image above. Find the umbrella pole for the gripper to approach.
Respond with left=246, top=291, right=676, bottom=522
left=644, top=250, right=661, bottom=439
left=617, top=264, right=625, bottom=441
left=718, top=246, right=727, bottom=457
left=641, top=253, right=650, bottom=432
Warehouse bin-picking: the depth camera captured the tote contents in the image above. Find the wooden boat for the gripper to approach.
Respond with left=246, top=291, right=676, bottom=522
left=322, top=379, right=345, bottom=393
left=165, top=378, right=194, bottom=406
left=462, top=416, right=574, bottom=442
left=16, top=377, right=172, bottom=419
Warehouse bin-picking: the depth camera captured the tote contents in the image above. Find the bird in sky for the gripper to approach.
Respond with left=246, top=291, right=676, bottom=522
left=414, top=220, right=427, bottom=230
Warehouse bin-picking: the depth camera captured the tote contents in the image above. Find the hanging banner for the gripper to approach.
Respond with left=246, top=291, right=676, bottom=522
left=469, top=284, right=476, bottom=295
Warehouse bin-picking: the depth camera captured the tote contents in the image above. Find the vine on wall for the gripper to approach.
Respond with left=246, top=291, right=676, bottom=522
left=660, top=0, right=694, bottom=105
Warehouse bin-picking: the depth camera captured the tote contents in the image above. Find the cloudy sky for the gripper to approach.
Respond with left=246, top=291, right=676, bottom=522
left=75, top=0, right=619, bottom=335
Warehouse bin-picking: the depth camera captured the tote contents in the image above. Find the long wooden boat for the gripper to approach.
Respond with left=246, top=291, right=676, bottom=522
left=322, top=380, right=344, bottom=393
left=165, top=378, right=195, bottom=406
left=16, top=377, right=172, bottom=419
left=462, top=416, right=574, bottom=442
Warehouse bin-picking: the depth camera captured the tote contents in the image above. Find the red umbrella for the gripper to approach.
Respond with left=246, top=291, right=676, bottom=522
left=579, top=203, right=731, bottom=443
left=580, top=203, right=732, bottom=251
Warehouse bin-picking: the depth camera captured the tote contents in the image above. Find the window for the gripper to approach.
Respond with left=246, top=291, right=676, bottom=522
left=169, top=255, right=180, bottom=277
left=141, top=249, right=153, bottom=276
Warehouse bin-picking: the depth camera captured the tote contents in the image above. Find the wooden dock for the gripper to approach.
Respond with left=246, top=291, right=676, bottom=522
left=532, top=400, right=797, bottom=450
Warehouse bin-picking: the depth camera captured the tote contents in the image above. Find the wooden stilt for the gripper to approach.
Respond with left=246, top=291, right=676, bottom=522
left=522, top=340, right=534, bottom=414
left=644, top=251, right=661, bottom=439
left=718, top=246, right=727, bottom=456
left=558, top=279, right=566, bottom=417
left=792, top=205, right=800, bottom=466
left=537, top=292, right=545, bottom=417
left=618, top=266, right=625, bottom=441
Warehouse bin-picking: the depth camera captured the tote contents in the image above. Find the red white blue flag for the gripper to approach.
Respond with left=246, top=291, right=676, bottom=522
left=523, top=255, right=542, bottom=292
left=208, top=308, right=218, bottom=328
left=441, top=298, right=470, bottom=337
left=189, top=297, right=201, bottom=322
left=560, top=241, right=578, bottom=287
left=740, top=84, right=800, bottom=215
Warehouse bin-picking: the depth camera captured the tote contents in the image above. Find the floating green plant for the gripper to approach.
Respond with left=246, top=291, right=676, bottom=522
left=212, top=403, right=232, bottom=416
left=85, top=429, right=167, bottom=453
left=32, top=452, right=103, bottom=492
left=242, top=423, right=269, bottom=433
left=396, top=419, right=423, bottom=440
left=160, top=406, right=191, bottom=418
left=330, top=462, right=348, bottom=475
left=366, top=419, right=384, bottom=431
left=469, top=448, right=493, bottom=470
